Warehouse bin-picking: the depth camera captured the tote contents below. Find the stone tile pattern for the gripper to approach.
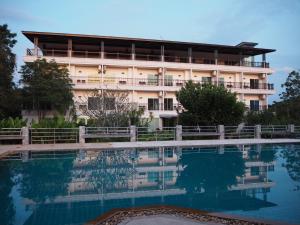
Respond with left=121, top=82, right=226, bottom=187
left=86, top=206, right=272, bottom=225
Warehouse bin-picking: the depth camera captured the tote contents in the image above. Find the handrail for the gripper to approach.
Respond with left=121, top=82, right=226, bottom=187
left=26, top=48, right=270, bottom=68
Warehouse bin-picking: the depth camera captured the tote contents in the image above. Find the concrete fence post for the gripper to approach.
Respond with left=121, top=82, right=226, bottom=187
left=218, top=125, right=224, bottom=140
left=21, top=127, right=29, bottom=145
left=130, top=125, right=136, bottom=142
left=176, top=125, right=182, bottom=141
left=255, top=125, right=261, bottom=139
left=79, top=126, right=85, bottom=144
left=288, top=124, right=295, bottom=133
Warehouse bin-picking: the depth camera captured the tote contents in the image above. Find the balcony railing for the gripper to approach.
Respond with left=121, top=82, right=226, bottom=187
left=138, top=103, right=181, bottom=111
left=26, top=49, right=270, bottom=68
left=71, top=76, right=274, bottom=90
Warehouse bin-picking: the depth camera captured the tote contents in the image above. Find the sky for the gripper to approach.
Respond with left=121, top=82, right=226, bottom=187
left=1, top=0, right=300, bottom=102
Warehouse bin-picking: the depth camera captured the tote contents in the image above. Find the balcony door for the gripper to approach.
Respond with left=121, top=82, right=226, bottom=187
left=250, top=100, right=260, bottom=111
left=250, top=79, right=259, bottom=89
left=164, top=75, right=173, bottom=86
left=148, top=98, right=159, bottom=110
left=147, top=74, right=159, bottom=86
left=164, top=98, right=173, bottom=111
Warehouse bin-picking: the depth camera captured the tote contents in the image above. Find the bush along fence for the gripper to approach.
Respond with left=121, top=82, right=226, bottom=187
left=0, top=125, right=299, bottom=145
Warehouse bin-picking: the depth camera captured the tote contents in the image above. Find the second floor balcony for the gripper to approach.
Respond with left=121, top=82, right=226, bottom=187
left=71, top=75, right=274, bottom=91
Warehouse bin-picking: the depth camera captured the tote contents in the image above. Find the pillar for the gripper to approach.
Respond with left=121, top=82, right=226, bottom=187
left=214, top=49, right=218, bottom=65
left=68, top=39, right=72, bottom=57
left=132, top=43, right=135, bottom=60
left=79, top=126, right=85, bottom=144
left=101, top=41, right=104, bottom=59
left=21, top=127, right=29, bottom=145
left=33, top=37, right=38, bottom=56
left=130, top=125, right=136, bottom=142
left=288, top=124, right=295, bottom=133
left=218, top=125, right=224, bottom=140
left=176, top=125, right=182, bottom=141
left=161, top=45, right=164, bottom=62
left=255, top=125, right=261, bottom=139
left=188, top=47, right=192, bottom=63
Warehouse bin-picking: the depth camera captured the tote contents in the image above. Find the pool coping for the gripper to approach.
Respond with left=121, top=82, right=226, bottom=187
left=1, top=138, right=300, bottom=157
left=85, top=205, right=298, bottom=225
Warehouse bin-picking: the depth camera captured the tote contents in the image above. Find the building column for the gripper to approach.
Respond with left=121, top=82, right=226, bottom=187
left=79, top=126, right=85, bottom=144
left=218, top=125, right=225, bottom=140
left=101, top=41, right=104, bottom=59
left=161, top=45, right=164, bottom=62
left=68, top=39, right=72, bottom=57
left=214, top=50, right=218, bottom=65
left=22, top=127, right=29, bottom=145
left=188, top=47, right=192, bottom=63
left=176, top=125, right=182, bottom=141
left=255, top=125, right=261, bottom=139
left=130, top=125, right=136, bottom=142
left=132, top=43, right=135, bottom=60
left=34, top=37, right=39, bottom=56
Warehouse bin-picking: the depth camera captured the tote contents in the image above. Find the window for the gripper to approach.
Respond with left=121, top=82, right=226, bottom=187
left=164, top=148, right=173, bottom=158
left=164, top=98, right=173, bottom=111
left=202, top=77, right=212, bottom=84
left=88, top=97, right=115, bottom=110
left=250, top=166, right=260, bottom=176
left=218, top=77, right=225, bottom=86
left=164, top=75, right=173, bottom=86
left=250, top=79, right=259, bottom=89
left=164, top=171, right=173, bottom=182
left=147, top=171, right=159, bottom=182
left=148, top=148, right=159, bottom=158
left=250, top=100, right=260, bottom=111
left=147, top=74, right=158, bottom=86
left=148, top=98, right=159, bottom=110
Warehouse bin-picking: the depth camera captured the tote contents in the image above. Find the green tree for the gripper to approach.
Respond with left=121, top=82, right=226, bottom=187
left=0, top=24, right=21, bottom=119
left=176, top=81, right=245, bottom=125
left=19, top=59, right=74, bottom=120
left=280, top=70, right=300, bottom=100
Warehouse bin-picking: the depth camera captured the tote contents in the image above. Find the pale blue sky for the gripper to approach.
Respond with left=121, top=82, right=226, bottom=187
left=1, top=0, right=299, bottom=102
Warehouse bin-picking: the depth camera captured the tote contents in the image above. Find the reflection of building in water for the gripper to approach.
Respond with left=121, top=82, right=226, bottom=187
left=230, top=145, right=275, bottom=201
left=17, top=145, right=278, bottom=225
left=68, top=147, right=183, bottom=199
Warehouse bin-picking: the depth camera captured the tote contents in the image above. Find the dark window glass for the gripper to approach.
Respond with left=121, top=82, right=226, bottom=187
left=148, top=98, right=159, bottom=110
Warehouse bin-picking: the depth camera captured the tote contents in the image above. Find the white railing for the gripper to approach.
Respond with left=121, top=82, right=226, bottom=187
left=225, top=126, right=255, bottom=139
left=0, top=128, right=22, bottom=140
left=182, top=126, right=218, bottom=137
left=30, top=128, right=79, bottom=144
left=261, top=125, right=288, bottom=133
left=136, top=127, right=176, bottom=141
left=85, top=127, right=130, bottom=138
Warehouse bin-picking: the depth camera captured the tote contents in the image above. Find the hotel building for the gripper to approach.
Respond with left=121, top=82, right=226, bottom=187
left=22, top=31, right=275, bottom=127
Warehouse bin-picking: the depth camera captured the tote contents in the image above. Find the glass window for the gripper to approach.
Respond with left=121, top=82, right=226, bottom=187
left=250, top=166, right=260, bottom=176
left=164, top=75, right=173, bottom=86
left=202, top=77, right=212, bottom=84
left=147, top=171, right=159, bottom=182
left=250, top=100, right=260, bottom=111
left=148, top=148, right=159, bottom=158
left=218, top=77, right=225, bottom=86
left=148, top=98, right=159, bottom=110
left=164, top=148, right=173, bottom=158
left=147, top=74, right=158, bottom=86
left=164, top=171, right=173, bottom=182
left=250, top=79, right=259, bottom=89
left=164, top=98, right=173, bottom=111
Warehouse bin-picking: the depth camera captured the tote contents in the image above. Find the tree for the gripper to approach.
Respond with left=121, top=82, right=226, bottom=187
left=76, top=90, right=151, bottom=127
left=19, top=59, right=74, bottom=120
left=0, top=24, right=20, bottom=119
left=176, top=81, right=245, bottom=125
left=280, top=70, right=300, bottom=100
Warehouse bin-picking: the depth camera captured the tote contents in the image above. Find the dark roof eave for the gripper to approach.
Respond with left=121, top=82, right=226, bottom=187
left=22, top=31, right=276, bottom=55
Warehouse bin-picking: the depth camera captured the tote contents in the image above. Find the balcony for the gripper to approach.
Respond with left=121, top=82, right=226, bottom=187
left=71, top=76, right=274, bottom=91
left=138, top=103, right=181, bottom=111
left=26, top=49, right=270, bottom=68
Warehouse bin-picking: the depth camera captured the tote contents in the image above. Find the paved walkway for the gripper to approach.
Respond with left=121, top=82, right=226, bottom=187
left=1, top=138, right=300, bottom=157
left=119, top=215, right=220, bottom=225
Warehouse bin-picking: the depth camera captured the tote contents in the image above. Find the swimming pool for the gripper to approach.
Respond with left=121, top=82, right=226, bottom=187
left=0, top=144, right=299, bottom=225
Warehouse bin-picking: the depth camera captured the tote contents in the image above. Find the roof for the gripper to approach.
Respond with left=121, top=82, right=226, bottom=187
left=22, top=31, right=276, bottom=56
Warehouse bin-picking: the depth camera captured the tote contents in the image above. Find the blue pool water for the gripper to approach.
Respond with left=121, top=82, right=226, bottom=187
left=0, top=144, right=300, bottom=225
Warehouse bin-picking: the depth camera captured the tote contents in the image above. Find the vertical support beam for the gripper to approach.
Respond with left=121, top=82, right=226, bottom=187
left=130, top=125, right=136, bottom=142
left=161, top=45, right=164, bottom=62
left=288, top=124, right=295, bottom=133
left=239, top=52, right=243, bottom=66
left=262, top=53, right=266, bottom=68
left=131, top=43, right=135, bottom=60
left=101, top=41, right=104, bottom=59
left=68, top=39, right=72, bottom=57
left=240, top=72, right=244, bottom=89
left=22, top=127, right=29, bottom=145
left=79, top=126, right=85, bottom=144
left=255, top=125, right=261, bottom=139
left=188, top=47, right=192, bottom=63
left=218, top=125, right=225, bottom=140
left=214, top=49, right=218, bottom=65
left=176, top=125, right=182, bottom=141
left=33, top=37, right=39, bottom=56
